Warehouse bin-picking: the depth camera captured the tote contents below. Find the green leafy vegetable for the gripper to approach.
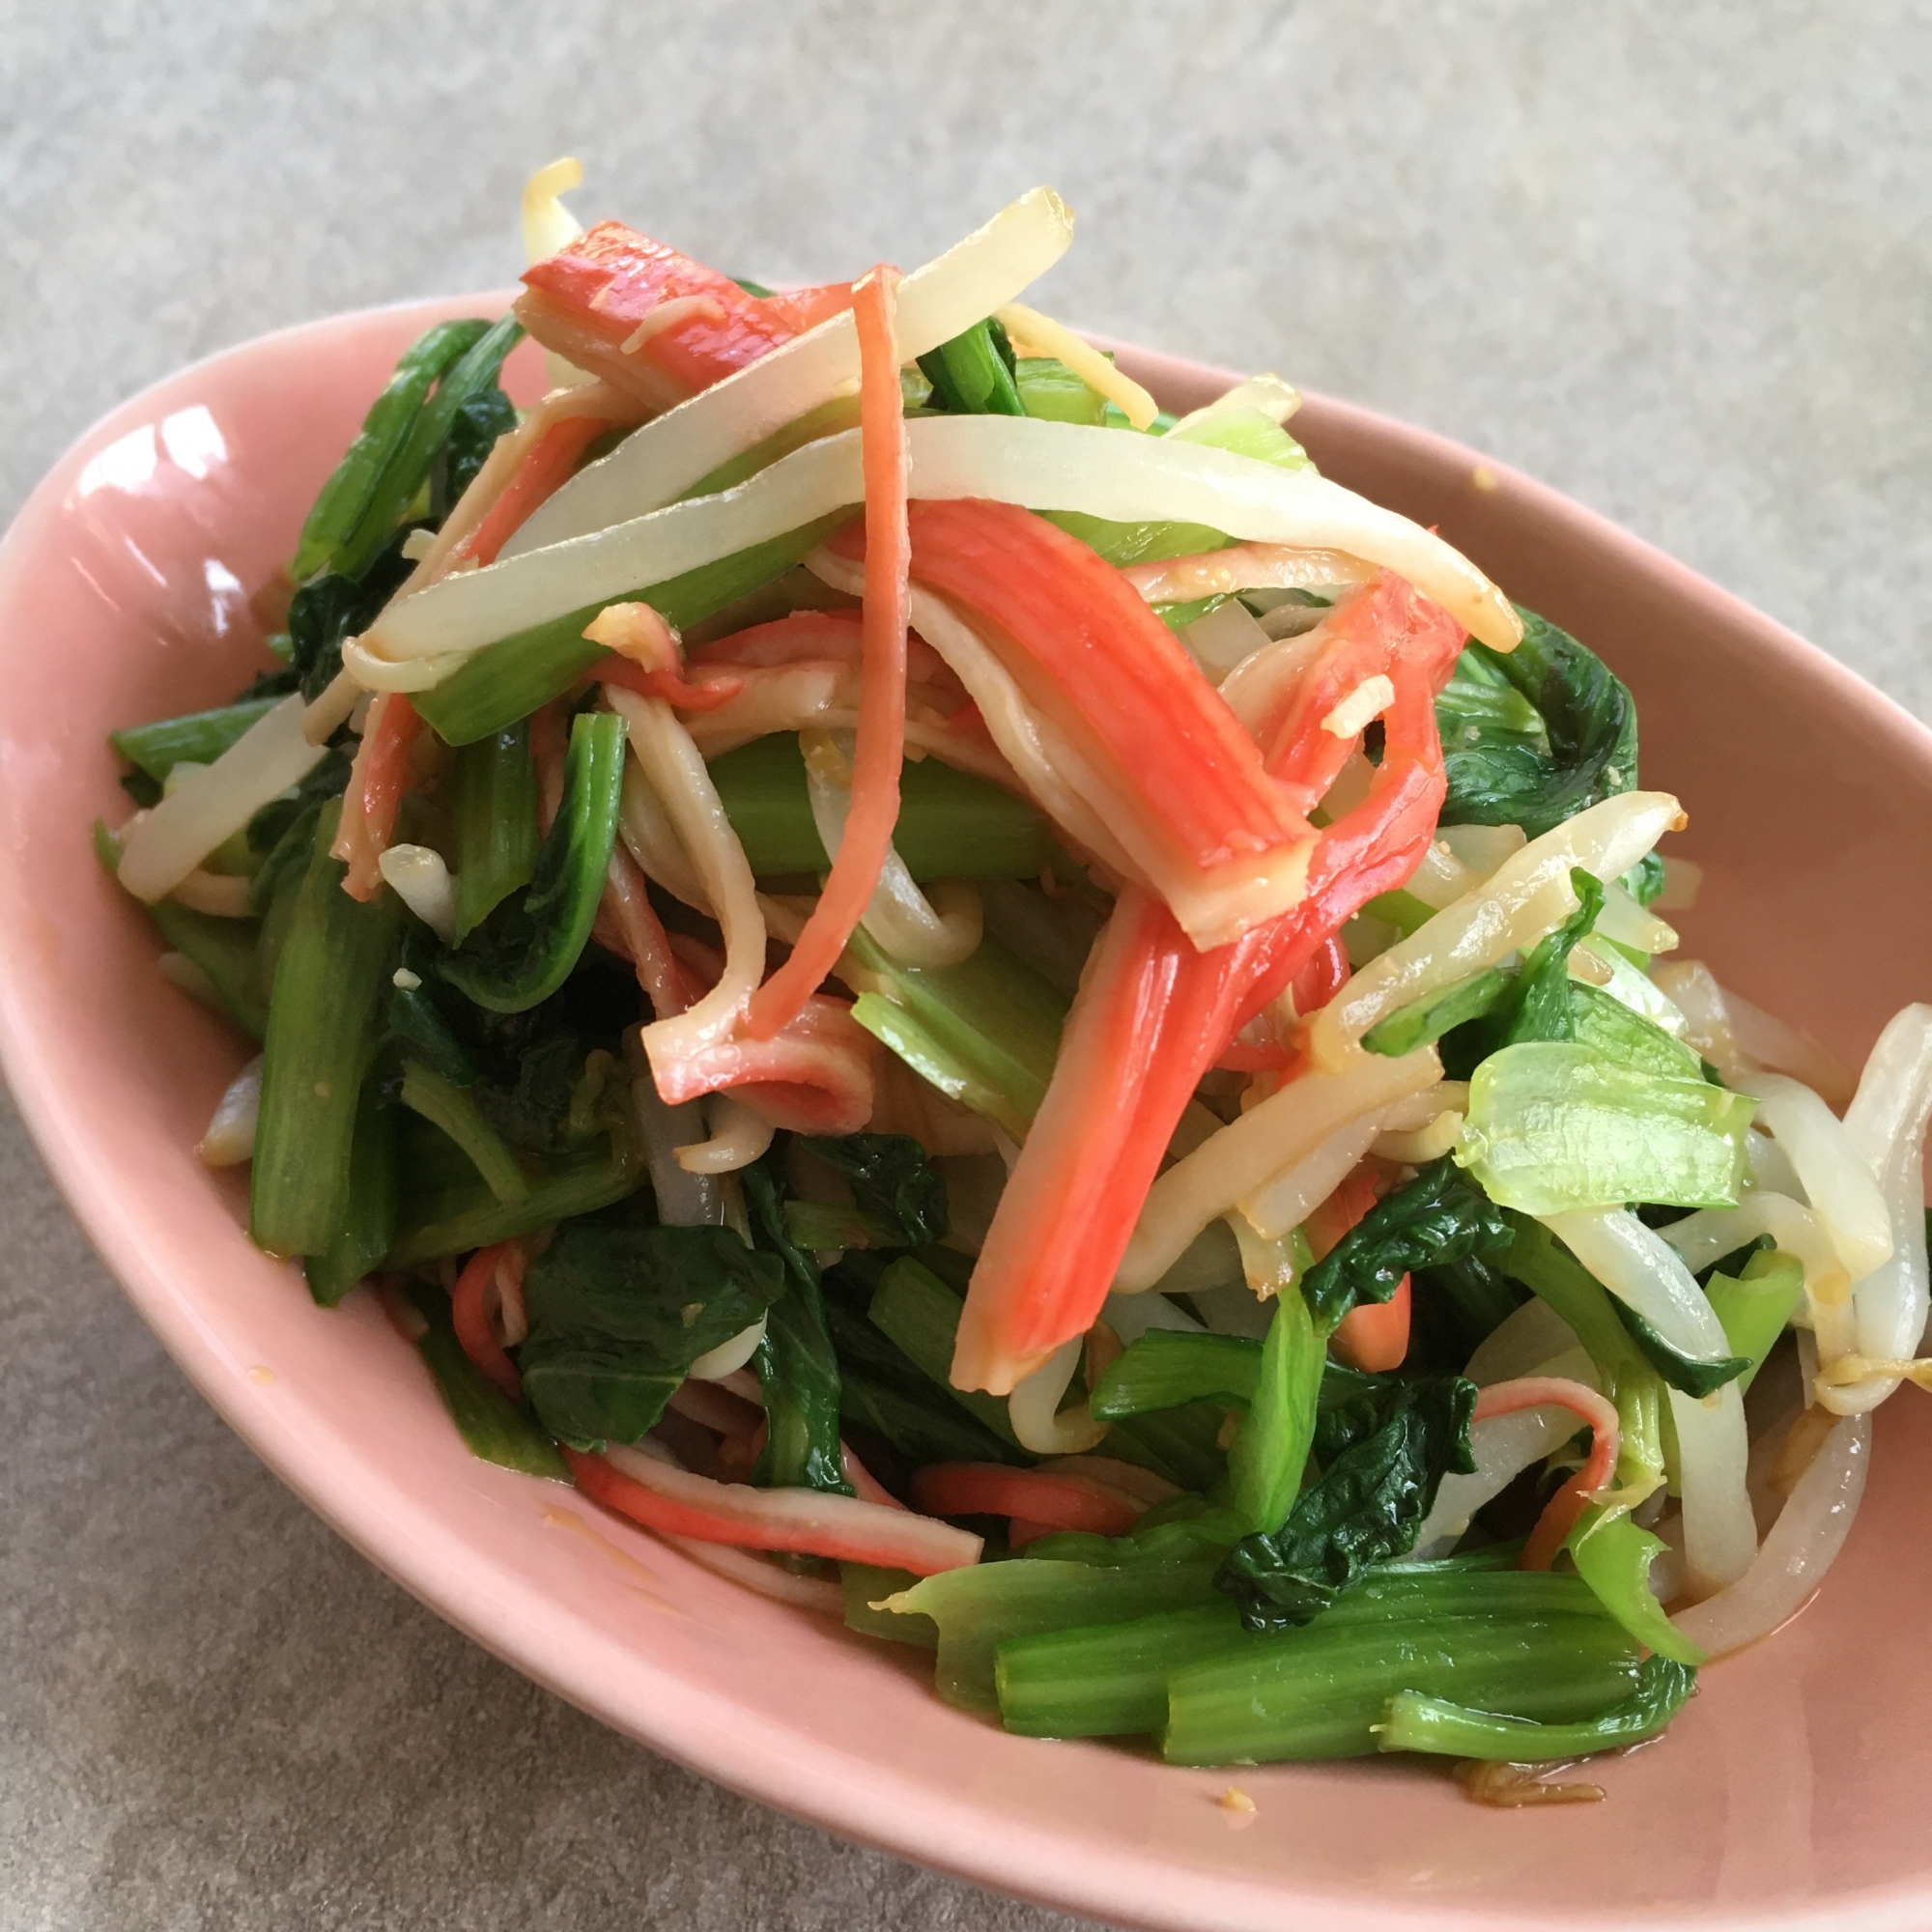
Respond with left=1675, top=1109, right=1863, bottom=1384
left=1703, top=1248, right=1805, bottom=1393
left=1012, top=355, right=1109, bottom=426
left=918, top=317, right=1024, bottom=416
left=820, top=1276, right=1026, bottom=1466
left=331, top=315, right=525, bottom=582
left=1363, top=967, right=1512, bottom=1058
left=882, top=1555, right=1222, bottom=1713
left=412, top=511, right=855, bottom=745
left=1299, top=1157, right=1515, bottom=1332
left=705, top=733, right=1050, bottom=880
left=1378, top=1654, right=1695, bottom=1761
left=518, top=1222, right=786, bottom=1446
left=302, top=1083, right=397, bottom=1307
left=1090, top=1331, right=1263, bottom=1419
left=1564, top=1506, right=1705, bottom=1664
left=384, top=1126, right=640, bottom=1269
left=448, top=722, right=540, bottom=944
left=291, top=319, right=497, bottom=582
left=807, top=1134, right=948, bottom=1246
left=385, top=935, right=479, bottom=1087
left=1570, top=981, right=1706, bottom=1078
left=997, top=1565, right=1607, bottom=1742
left=249, top=798, right=401, bottom=1258
left=435, top=384, right=518, bottom=521
left=1166, top=1604, right=1639, bottom=1765
left=398, top=1281, right=568, bottom=1481
left=1502, top=868, right=1606, bottom=1045
left=1610, top=1298, right=1751, bottom=1397
left=287, top=543, right=416, bottom=701
left=1460, top=1042, right=1758, bottom=1213
left=440, top=711, right=626, bottom=1014
left=743, top=1148, right=854, bottom=1495
left=1226, top=1288, right=1323, bottom=1535
left=867, top=1257, right=1021, bottom=1447
left=110, top=697, right=282, bottom=783
left=845, top=923, right=1065, bottom=1140
left=1176, top=406, right=1312, bottom=470
left=1216, top=1375, right=1478, bottom=1630
left=1437, top=609, right=1638, bottom=839
left=398, top=1060, right=529, bottom=1205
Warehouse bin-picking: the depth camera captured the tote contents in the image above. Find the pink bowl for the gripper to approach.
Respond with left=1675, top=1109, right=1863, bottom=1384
left=6, top=297, right=1932, bottom=1932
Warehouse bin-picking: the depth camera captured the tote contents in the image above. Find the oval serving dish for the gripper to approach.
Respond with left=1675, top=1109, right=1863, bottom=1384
left=4, top=296, right=1932, bottom=1932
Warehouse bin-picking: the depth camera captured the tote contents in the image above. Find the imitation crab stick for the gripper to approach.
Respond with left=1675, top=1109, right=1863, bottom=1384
left=456, top=413, right=611, bottom=570
left=909, top=1463, right=1147, bottom=1542
left=451, top=1241, right=525, bottom=1403
left=565, top=1444, right=980, bottom=1576
left=836, top=498, right=1322, bottom=950
left=517, top=220, right=819, bottom=408
left=952, top=576, right=1465, bottom=1393
left=745, top=265, right=911, bottom=1040
left=332, top=691, right=425, bottom=900
left=1470, top=1378, right=1623, bottom=1571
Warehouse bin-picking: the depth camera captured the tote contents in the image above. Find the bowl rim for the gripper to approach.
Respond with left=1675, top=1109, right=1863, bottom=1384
left=9, top=293, right=1932, bottom=1932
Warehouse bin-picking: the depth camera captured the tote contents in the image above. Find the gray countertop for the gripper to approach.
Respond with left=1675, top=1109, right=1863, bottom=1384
left=4, top=4, right=1929, bottom=1926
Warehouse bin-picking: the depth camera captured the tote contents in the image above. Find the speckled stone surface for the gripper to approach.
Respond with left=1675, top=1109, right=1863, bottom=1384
left=4, top=4, right=1928, bottom=1925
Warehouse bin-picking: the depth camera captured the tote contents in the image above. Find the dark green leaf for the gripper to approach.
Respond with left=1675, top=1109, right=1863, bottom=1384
left=435, top=384, right=518, bottom=520
left=287, top=541, right=417, bottom=702
left=821, top=1287, right=1026, bottom=1466
left=807, top=1134, right=948, bottom=1246
left=1362, top=967, right=1512, bottom=1058
left=743, top=1147, right=854, bottom=1495
left=1300, top=1158, right=1515, bottom=1332
left=1610, top=1299, right=1752, bottom=1397
left=1438, top=609, right=1639, bottom=839
left=302, top=1080, right=397, bottom=1306
left=398, top=1281, right=568, bottom=1481
left=245, top=748, right=352, bottom=858
left=1503, top=868, right=1606, bottom=1045
left=918, top=318, right=1024, bottom=415
left=518, top=1223, right=786, bottom=1445
left=334, top=314, right=525, bottom=581
left=1215, top=1375, right=1479, bottom=1631
left=385, top=932, right=479, bottom=1087
left=1623, top=851, right=1666, bottom=908
left=440, top=712, right=626, bottom=1014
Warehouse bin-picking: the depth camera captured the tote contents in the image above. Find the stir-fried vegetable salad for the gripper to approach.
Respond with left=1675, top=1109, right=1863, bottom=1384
left=103, top=168, right=1932, bottom=1789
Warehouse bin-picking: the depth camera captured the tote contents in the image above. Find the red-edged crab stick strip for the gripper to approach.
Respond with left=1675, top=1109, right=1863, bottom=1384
left=838, top=500, right=1322, bottom=950
left=565, top=1444, right=981, bottom=1576
left=951, top=577, right=1465, bottom=1393
left=908, top=1463, right=1147, bottom=1543
left=332, top=691, right=425, bottom=899
left=585, top=600, right=745, bottom=712
left=649, top=928, right=880, bottom=1135
left=744, top=265, right=911, bottom=1041
left=1469, top=1378, right=1622, bottom=1572
left=451, top=1240, right=526, bottom=1403
left=454, top=412, right=612, bottom=570
left=682, top=991, right=879, bottom=1135
left=595, top=843, right=693, bottom=1023
left=517, top=218, right=848, bottom=410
